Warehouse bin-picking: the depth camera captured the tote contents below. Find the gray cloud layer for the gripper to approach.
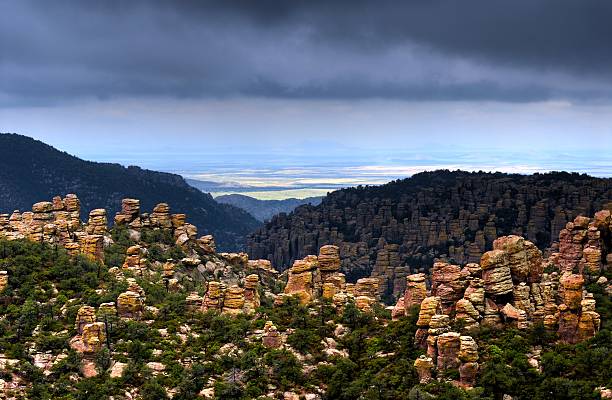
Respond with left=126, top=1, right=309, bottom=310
left=2, top=0, right=612, bottom=106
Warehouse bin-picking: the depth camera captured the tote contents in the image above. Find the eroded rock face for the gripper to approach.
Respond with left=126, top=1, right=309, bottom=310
left=150, top=203, right=172, bottom=229
left=557, top=212, right=611, bottom=276
left=185, top=292, right=204, bottom=312
left=431, top=262, right=466, bottom=311
left=122, top=245, right=145, bottom=273
left=197, top=235, right=216, bottom=254
left=417, top=297, right=442, bottom=328
left=493, top=235, right=543, bottom=283
left=70, top=321, right=106, bottom=354
left=0, top=194, right=114, bottom=262
left=202, top=281, right=225, bottom=311
left=560, top=273, right=584, bottom=310
left=81, top=322, right=106, bottom=353
left=243, top=274, right=260, bottom=313
left=86, top=209, right=107, bottom=235
left=285, top=256, right=318, bottom=304
left=115, top=198, right=140, bottom=226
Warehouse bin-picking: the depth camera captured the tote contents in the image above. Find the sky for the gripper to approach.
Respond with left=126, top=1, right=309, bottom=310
left=1, top=1, right=611, bottom=197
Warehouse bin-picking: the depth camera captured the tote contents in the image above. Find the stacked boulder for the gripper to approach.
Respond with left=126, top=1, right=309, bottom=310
left=262, top=321, right=282, bottom=349
left=85, top=209, right=107, bottom=235
left=149, top=203, right=172, bottom=229
left=202, top=281, right=226, bottom=312
left=392, top=273, right=427, bottom=320
left=122, top=245, right=146, bottom=274
left=114, top=199, right=141, bottom=227
left=70, top=306, right=106, bottom=354
left=244, top=274, right=261, bottom=313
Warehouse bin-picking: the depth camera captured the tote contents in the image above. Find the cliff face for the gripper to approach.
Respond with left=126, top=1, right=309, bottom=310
left=248, top=170, right=612, bottom=297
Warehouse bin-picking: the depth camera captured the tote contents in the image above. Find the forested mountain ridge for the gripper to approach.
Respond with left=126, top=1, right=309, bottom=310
left=248, top=170, right=612, bottom=295
left=215, top=194, right=323, bottom=222
left=0, top=133, right=260, bottom=250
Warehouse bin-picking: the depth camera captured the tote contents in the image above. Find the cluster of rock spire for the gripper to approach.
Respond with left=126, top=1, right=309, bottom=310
left=281, top=244, right=382, bottom=312
left=390, top=209, right=611, bottom=388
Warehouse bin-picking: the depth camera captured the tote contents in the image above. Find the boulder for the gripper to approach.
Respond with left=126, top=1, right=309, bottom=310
left=436, top=332, right=461, bottom=370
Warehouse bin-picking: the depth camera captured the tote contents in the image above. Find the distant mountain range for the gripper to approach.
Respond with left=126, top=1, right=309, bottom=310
left=0, top=133, right=261, bottom=250
left=215, top=193, right=323, bottom=222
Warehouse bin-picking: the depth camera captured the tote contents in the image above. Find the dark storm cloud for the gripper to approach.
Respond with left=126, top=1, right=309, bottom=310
left=1, top=0, right=612, bottom=106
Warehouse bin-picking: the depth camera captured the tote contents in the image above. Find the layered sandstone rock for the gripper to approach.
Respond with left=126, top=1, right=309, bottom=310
left=202, top=281, right=225, bottom=312
left=149, top=203, right=172, bottom=229
left=117, top=287, right=145, bottom=319
left=417, top=296, right=442, bottom=328
left=391, top=297, right=406, bottom=320
left=185, top=292, right=204, bottom=312
left=115, top=198, right=140, bottom=225
left=557, top=212, right=611, bottom=276
left=70, top=321, right=106, bottom=354
left=75, top=306, right=97, bottom=334
left=458, top=336, right=479, bottom=387
left=436, top=332, right=461, bottom=370
left=243, top=274, right=260, bottom=313
left=174, top=223, right=198, bottom=249
left=403, top=273, right=427, bottom=312
left=79, top=234, right=104, bottom=262
left=222, top=285, right=246, bottom=315
left=248, top=259, right=277, bottom=274
left=407, top=211, right=607, bottom=378
left=284, top=255, right=319, bottom=304
left=559, top=273, right=584, bottom=310
left=0, top=271, right=7, bottom=293
left=481, top=250, right=513, bottom=296
left=318, top=245, right=340, bottom=272
left=431, top=262, right=466, bottom=311
left=86, top=209, right=107, bottom=235
left=81, top=322, right=106, bottom=353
